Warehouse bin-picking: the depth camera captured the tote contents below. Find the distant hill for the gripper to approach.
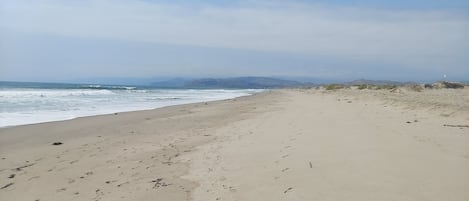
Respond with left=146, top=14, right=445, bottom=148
left=151, top=77, right=303, bottom=89
left=345, top=79, right=406, bottom=86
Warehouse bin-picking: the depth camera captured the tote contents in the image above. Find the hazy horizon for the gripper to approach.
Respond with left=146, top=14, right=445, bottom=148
left=1, top=0, right=468, bottom=83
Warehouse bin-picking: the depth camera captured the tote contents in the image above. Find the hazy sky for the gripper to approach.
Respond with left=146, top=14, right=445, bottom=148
left=1, top=0, right=468, bottom=83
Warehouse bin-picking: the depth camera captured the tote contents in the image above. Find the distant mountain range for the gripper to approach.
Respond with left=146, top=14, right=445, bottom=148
left=152, top=77, right=465, bottom=89
left=151, top=77, right=304, bottom=89
left=53, top=77, right=467, bottom=89
left=150, top=77, right=422, bottom=89
left=344, top=79, right=411, bottom=86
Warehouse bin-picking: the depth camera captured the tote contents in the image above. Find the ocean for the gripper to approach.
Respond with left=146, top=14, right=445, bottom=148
left=0, top=81, right=261, bottom=127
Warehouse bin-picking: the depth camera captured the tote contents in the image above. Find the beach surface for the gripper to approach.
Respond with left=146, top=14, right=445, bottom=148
left=1, top=88, right=468, bottom=201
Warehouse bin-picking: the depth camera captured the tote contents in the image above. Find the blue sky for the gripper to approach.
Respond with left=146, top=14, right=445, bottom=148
left=1, top=0, right=468, bottom=83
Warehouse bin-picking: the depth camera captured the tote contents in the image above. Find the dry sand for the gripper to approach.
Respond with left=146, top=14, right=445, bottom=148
left=1, top=88, right=468, bottom=201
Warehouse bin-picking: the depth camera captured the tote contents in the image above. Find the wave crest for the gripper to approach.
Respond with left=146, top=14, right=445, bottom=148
left=79, top=85, right=137, bottom=90
left=0, top=89, right=115, bottom=98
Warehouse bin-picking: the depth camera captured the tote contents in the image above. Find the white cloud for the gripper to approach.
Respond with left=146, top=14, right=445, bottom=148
left=1, top=0, right=468, bottom=75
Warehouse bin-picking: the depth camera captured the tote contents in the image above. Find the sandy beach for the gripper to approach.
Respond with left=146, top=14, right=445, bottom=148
left=1, top=88, right=468, bottom=201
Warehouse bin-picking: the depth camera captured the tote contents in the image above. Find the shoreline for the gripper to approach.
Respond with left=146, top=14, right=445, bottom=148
left=1, top=88, right=468, bottom=201
left=0, top=91, right=262, bottom=129
left=0, top=90, right=281, bottom=201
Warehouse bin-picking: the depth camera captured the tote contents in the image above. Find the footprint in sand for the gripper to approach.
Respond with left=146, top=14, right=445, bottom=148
left=105, top=180, right=118, bottom=184
left=284, top=187, right=293, bottom=193
left=1, top=183, right=14, bottom=189
left=28, top=176, right=40, bottom=181
left=117, top=181, right=130, bottom=187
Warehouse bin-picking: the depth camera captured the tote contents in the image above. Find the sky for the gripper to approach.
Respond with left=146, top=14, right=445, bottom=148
left=0, top=0, right=468, bottom=83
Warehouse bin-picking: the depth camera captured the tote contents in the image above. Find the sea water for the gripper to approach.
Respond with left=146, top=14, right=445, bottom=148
left=0, top=81, right=261, bottom=127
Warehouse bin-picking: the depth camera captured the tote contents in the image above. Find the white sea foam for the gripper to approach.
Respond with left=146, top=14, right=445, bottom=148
left=0, top=89, right=115, bottom=98
left=0, top=88, right=262, bottom=127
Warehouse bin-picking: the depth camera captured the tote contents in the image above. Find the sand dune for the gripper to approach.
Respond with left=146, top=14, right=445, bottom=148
left=1, top=88, right=468, bottom=201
